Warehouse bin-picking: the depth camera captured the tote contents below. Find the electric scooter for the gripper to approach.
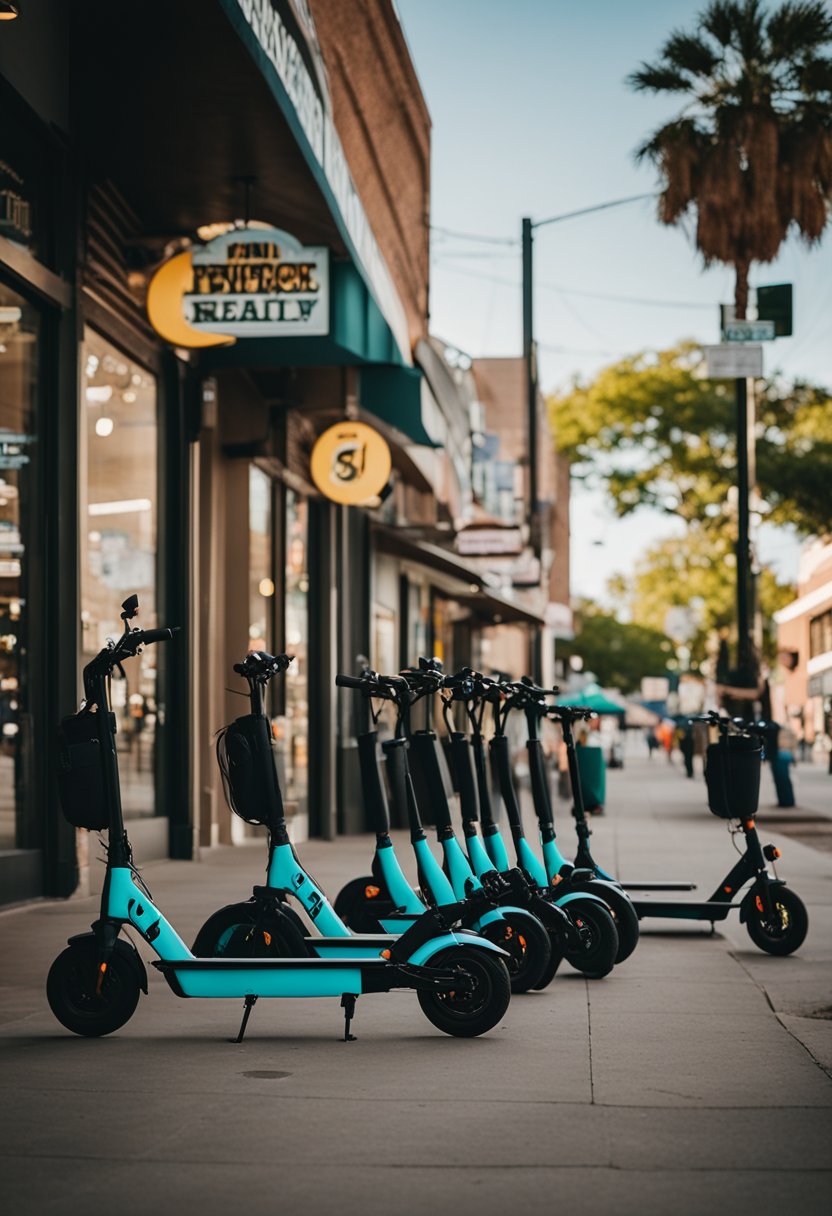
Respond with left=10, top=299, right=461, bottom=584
left=452, top=671, right=620, bottom=979
left=333, top=664, right=555, bottom=992
left=618, top=712, right=809, bottom=954
left=191, top=652, right=513, bottom=1024
left=47, top=596, right=512, bottom=1042
left=336, top=664, right=619, bottom=982
left=509, top=680, right=640, bottom=963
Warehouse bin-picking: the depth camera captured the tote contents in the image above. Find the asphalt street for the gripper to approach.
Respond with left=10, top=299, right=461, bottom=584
left=1, top=753, right=830, bottom=1216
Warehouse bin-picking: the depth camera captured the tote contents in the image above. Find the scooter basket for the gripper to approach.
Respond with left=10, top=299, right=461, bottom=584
left=56, top=710, right=109, bottom=831
left=705, top=734, right=762, bottom=819
left=216, top=712, right=284, bottom=827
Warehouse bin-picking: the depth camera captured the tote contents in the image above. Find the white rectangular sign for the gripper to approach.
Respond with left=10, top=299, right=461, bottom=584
left=703, top=344, right=763, bottom=378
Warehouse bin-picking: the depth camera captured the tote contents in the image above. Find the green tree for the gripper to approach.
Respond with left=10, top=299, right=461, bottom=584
left=559, top=603, right=675, bottom=693
left=549, top=342, right=832, bottom=537
left=629, top=0, right=832, bottom=317
left=608, top=525, right=795, bottom=668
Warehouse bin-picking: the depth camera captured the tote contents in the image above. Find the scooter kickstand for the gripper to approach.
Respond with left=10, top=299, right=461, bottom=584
left=340, top=993, right=358, bottom=1042
left=232, top=995, right=258, bottom=1044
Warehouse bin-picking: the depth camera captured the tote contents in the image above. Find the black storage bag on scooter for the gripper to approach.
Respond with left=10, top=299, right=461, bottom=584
left=56, top=710, right=109, bottom=831
left=705, top=733, right=762, bottom=819
left=217, top=712, right=284, bottom=827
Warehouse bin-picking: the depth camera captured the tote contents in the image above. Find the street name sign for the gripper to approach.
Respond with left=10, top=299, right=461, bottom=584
left=722, top=320, right=775, bottom=342
left=704, top=344, right=763, bottom=378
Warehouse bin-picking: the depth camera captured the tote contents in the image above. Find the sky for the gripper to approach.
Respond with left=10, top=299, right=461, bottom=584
left=395, top=0, right=831, bottom=604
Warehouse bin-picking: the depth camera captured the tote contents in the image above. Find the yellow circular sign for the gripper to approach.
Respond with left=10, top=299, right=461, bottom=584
left=310, top=421, right=392, bottom=505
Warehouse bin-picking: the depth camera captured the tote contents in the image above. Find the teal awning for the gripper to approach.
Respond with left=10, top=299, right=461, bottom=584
left=359, top=365, right=440, bottom=448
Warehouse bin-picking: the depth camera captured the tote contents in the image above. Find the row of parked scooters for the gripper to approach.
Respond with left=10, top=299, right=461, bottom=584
left=47, top=594, right=807, bottom=1046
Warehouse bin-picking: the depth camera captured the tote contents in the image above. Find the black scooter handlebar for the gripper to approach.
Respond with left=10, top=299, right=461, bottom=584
left=335, top=674, right=366, bottom=690
left=139, top=626, right=181, bottom=646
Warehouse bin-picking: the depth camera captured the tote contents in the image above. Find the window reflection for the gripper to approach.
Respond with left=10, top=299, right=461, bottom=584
left=80, top=330, right=158, bottom=818
left=0, top=282, right=38, bottom=850
left=274, top=489, right=308, bottom=813
left=249, top=466, right=272, bottom=653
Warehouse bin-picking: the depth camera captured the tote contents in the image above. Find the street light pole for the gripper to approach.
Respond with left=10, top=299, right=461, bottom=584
left=521, top=193, right=656, bottom=684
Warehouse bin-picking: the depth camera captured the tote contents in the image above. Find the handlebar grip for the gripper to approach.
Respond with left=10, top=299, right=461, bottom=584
left=335, top=674, right=366, bottom=690
left=140, top=626, right=180, bottom=645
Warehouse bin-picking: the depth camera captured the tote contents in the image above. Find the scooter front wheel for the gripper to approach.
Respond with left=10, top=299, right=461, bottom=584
left=563, top=900, right=619, bottom=979
left=531, top=937, right=563, bottom=990
left=745, top=886, right=808, bottom=956
left=418, top=946, right=511, bottom=1037
left=192, top=902, right=305, bottom=958
left=47, top=942, right=140, bottom=1037
left=333, top=876, right=392, bottom=933
left=481, top=912, right=551, bottom=993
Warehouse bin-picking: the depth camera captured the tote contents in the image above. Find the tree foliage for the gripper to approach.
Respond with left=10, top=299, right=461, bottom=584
left=559, top=603, right=675, bottom=694
left=607, top=525, right=795, bottom=668
left=629, top=0, right=832, bottom=315
left=549, top=342, right=832, bottom=537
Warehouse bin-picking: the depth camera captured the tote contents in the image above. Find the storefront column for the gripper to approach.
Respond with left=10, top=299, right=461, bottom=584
left=308, top=497, right=337, bottom=840
left=159, top=355, right=191, bottom=860
left=337, top=505, right=371, bottom=834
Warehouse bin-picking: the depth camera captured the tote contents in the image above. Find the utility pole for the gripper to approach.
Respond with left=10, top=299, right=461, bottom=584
left=521, top=193, right=655, bottom=686
left=522, top=217, right=541, bottom=682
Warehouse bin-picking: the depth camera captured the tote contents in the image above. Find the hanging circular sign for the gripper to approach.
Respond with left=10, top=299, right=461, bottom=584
left=310, top=421, right=392, bottom=505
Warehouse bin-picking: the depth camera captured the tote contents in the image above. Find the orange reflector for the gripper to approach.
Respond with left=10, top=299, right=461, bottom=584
left=95, top=961, right=108, bottom=996
left=773, top=848, right=781, bottom=859
left=744, top=820, right=755, bottom=831
left=365, top=885, right=380, bottom=899
left=756, top=895, right=764, bottom=912
left=551, top=874, right=563, bottom=886
left=724, top=886, right=732, bottom=894
left=99, top=962, right=108, bottom=973
left=263, top=931, right=272, bottom=947
left=518, top=935, right=527, bottom=950
left=380, top=948, right=391, bottom=959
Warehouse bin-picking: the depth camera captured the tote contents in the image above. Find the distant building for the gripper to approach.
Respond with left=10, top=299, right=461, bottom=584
left=774, top=538, right=832, bottom=759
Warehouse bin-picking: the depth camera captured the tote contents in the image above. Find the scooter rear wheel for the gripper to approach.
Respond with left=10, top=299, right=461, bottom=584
left=598, top=888, right=640, bottom=964
left=418, top=946, right=511, bottom=1037
left=481, top=912, right=551, bottom=993
left=745, top=886, right=808, bottom=956
left=563, top=899, right=619, bottom=979
left=47, top=942, right=140, bottom=1037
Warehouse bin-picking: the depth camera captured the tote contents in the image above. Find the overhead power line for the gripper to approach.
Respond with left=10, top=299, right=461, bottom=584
left=433, top=259, right=715, bottom=310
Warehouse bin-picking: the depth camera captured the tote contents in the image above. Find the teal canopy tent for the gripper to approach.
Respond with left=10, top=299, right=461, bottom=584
left=556, top=682, right=626, bottom=717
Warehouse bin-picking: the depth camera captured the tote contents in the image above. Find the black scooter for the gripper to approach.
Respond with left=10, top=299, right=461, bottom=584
left=613, top=713, right=808, bottom=954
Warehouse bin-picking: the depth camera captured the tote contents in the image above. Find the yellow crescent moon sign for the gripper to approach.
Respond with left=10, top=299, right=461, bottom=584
left=146, top=251, right=236, bottom=349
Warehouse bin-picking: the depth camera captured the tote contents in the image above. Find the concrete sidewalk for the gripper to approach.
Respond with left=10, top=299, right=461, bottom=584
left=1, top=757, right=830, bottom=1216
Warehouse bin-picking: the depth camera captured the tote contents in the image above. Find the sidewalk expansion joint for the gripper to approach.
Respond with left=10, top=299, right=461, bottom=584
left=729, top=949, right=832, bottom=1082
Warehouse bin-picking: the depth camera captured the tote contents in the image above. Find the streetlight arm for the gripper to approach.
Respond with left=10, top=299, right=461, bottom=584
left=533, top=192, right=657, bottom=230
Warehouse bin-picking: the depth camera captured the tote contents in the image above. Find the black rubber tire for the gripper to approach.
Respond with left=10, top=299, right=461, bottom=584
left=417, top=946, right=511, bottom=1037
left=333, top=876, right=389, bottom=933
left=745, top=886, right=808, bottom=956
left=563, top=899, right=619, bottom=979
left=481, top=912, right=551, bottom=993
left=192, top=903, right=305, bottom=958
left=47, top=942, right=140, bottom=1037
left=596, top=886, right=640, bottom=964
left=531, top=935, right=563, bottom=990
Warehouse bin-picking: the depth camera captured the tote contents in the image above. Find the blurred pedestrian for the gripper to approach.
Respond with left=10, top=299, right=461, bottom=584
left=679, top=723, right=695, bottom=778
left=645, top=728, right=659, bottom=760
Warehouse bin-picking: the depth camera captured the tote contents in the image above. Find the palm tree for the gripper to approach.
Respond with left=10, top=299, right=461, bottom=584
left=629, top=0, right=832, bottom=318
